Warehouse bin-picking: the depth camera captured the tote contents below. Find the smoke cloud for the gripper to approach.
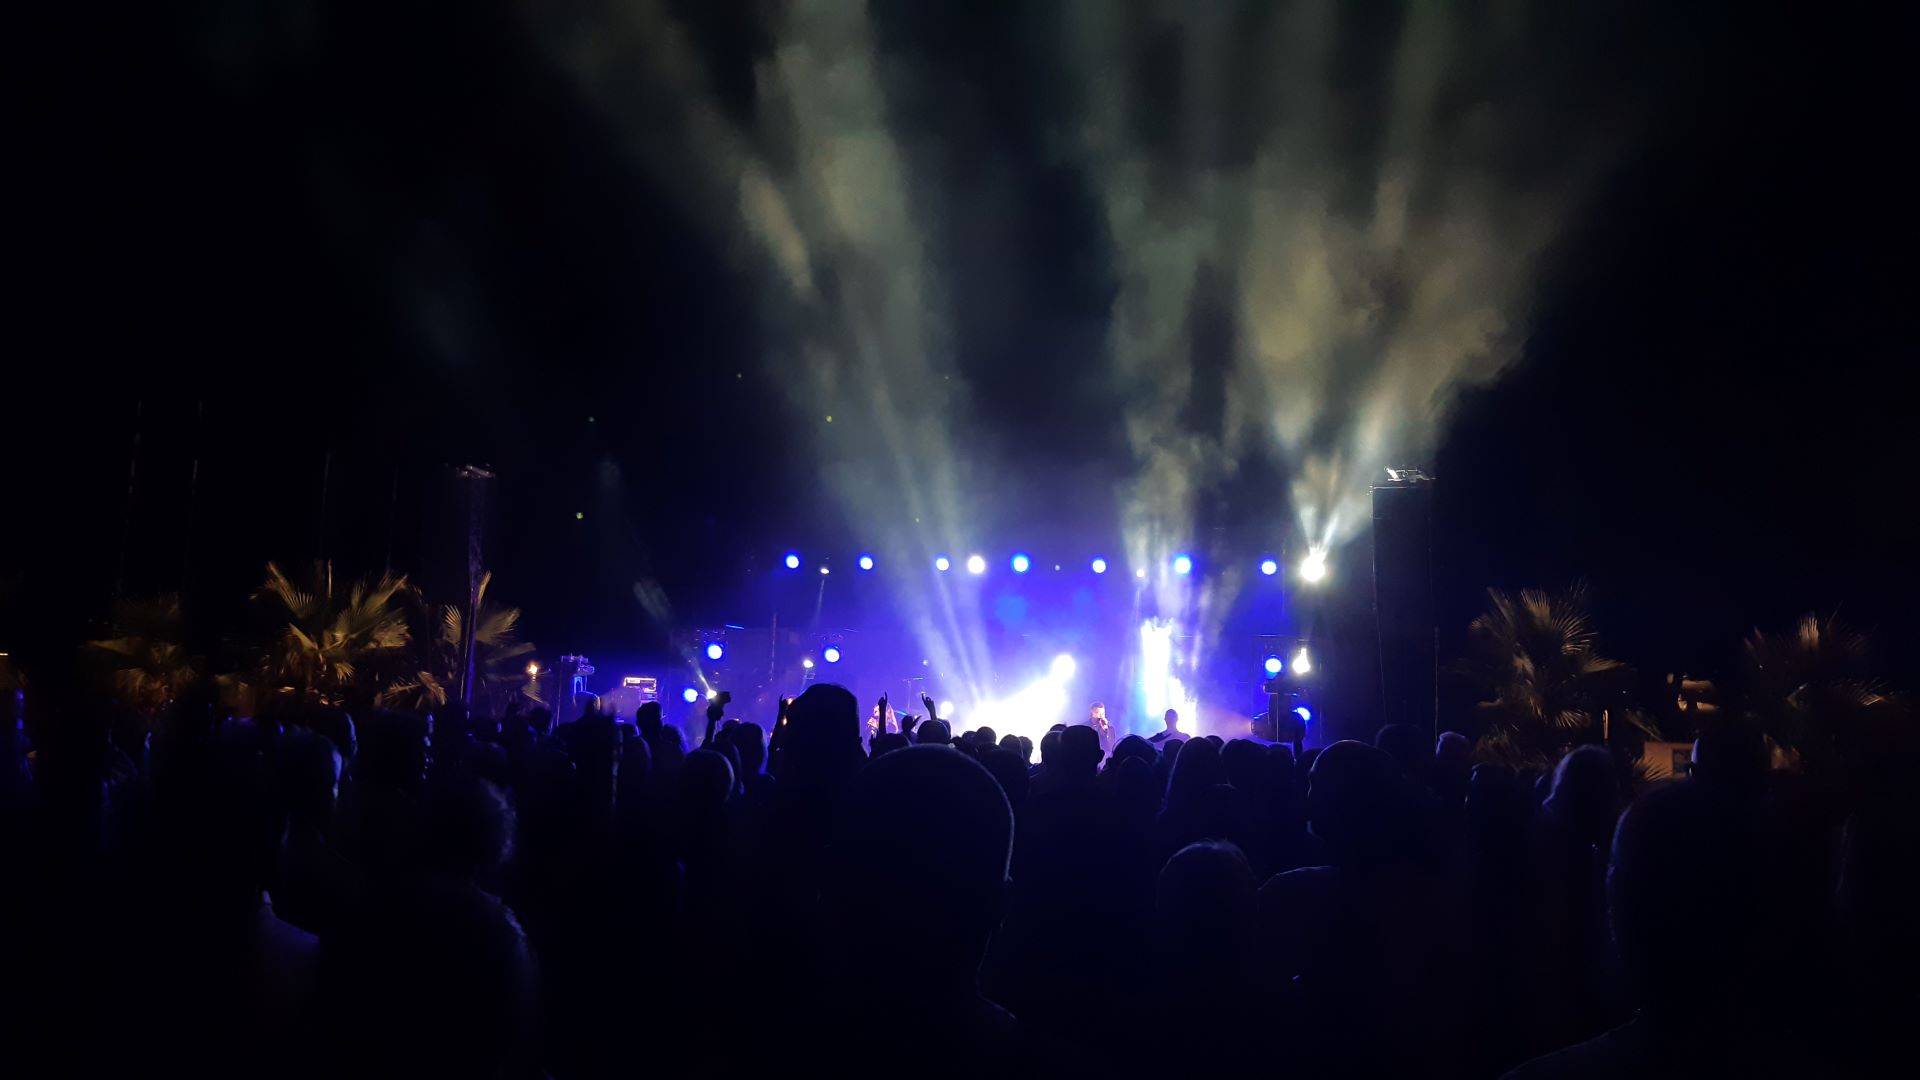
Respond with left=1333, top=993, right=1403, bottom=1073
left=532, top=0, right=1642, bottom=680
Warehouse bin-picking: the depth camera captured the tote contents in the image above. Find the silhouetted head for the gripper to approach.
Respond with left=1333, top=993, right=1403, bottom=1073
left=785, top=684, right=862, bottom=780
left=1306, top=740, right=1416, bottom=868
left=729, top=721, right=767, bottom=775
left=872, top=731, right=910, bottom=757
left=1374, top=723, right=1431, bottom=773
left=1609, top=780, right=1774, bottom=1023
left=276, top=728, right=342, bottom=833
left=1039, top=730, right=1063, bottom=766
left=979, top=748, right=1030, bottom=810
left=1547, top=745, right=1623, bottom=850
left=635, top=700, right=663, bottom=740
left=915, top=718, right=952, bottom=746
left=1016, top=735, right=1033, bottom=763
left=1158, top=841, right=1256, bottom=939
left=356, top=710, right=429, bottom=795
left=998, top=734, right=1021, bottom=755
left=679, top=748, right=736, bottom=816
left=1113, top=734, right=1156, bottom=769
left=421, top=774, right=516, bottom=883
left=827, top=746, right=1014, bottom=994
left=1162, top=708, right=1181, bottom=733
left=974, top=725, right=996, bottom=746
left=1059, top=725, right=1103, bottom=777
left=1166, top=735, right=1227, bottom=812
left=1221, top=739, right=1266, bottom=791
left=1691, top=721, right=1770, bottom=802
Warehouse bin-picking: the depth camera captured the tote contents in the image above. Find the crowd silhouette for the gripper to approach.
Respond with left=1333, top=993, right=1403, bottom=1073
left=3, top=681, right=1915, bottom=1078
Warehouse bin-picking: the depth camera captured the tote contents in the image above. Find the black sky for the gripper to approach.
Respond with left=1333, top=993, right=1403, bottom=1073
left=6, top=1, right=1915, bottom=691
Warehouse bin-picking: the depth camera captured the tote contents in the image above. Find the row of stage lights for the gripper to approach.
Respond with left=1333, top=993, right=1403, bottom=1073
left=781, top=551, right=1329, bottom=582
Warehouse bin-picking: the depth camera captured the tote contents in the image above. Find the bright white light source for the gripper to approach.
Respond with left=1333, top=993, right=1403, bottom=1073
left=1091, top=557, right=1108, bottom=574
left=1292, top=648, right=1313, bottom=675
left=966, top=554, right=987, bottom=575
left=934, top=556, right=951, bottom=572
left=1259, top=558, right=1279, bottom=576
left=784, top=553, right=801, bottom=570
left=822, top=646, right=843, bottom=664
left=1172, top=554, right=1193, bottom=575
left=1300, top=553, right=1328, bottom=583
left=802, top=657, right=815, bottom=670
left=819, top=565, right=830, bottom=575
left=1263, top=655, right=1283, bottom=677
left=682, top=688, right=699, bottom=703
left=938, top=700, right=954, bottom=717
left=858, top=555, right=874, bottom=571
left=526, top=662, right=540, bottom=677
left=1011, top=553, right=1031, bottom=574
left=706, top=689, right=718, bottom=701
left=1135, top=567, right=1147, bottom=580
left=705, top=642, right=725, bottom=661
left=1050, top=654, right=1077, bottom=681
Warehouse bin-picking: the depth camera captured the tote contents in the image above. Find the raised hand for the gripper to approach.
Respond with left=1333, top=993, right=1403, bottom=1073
left=921, top=693, right=938, bottom=721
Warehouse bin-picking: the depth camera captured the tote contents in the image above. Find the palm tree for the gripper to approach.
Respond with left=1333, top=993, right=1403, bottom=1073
left=1742, top=614, right=1902, bottom=769
left=253, top=561, right=412, bottom=706
left=1461, top=584, right=1633, bottom=767
left=85, top=594, right=201, bottom=712
left=379, top=571, right=535, bottom=714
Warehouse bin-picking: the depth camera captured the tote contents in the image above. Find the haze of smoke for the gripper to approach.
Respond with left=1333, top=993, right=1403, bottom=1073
left=1065, top=0, right=1622, bottom=562
left=532, top=0, right=997, bottom=698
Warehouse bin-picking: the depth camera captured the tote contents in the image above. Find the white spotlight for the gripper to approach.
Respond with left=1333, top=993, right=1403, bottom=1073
left=966, top=554, right=987, bottom=575
left=802, top=657, right=815, bottom=670
left=934, top=556, right=951, bottom=572
left=1259, top=558, right=1279, bottom=577
left=1292, top=648, right=1313, bottom=675
left=1300, top=553, right=1328, bottom=583
left=938, top=700, right=955, bottom=717
left=1050, top=654, right=1077, bottom=681
left=1091, top=557, right=1108, bottom=574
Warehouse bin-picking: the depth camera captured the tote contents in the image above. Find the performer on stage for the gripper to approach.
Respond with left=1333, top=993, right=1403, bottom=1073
left=1147, top=707, right=1185, bottom=744
left=1087, top=702, right=1115, bottom=755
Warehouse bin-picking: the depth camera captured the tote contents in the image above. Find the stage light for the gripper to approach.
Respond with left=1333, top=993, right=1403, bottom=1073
left=819, top=566, right=830, bottom=575
left=1259, top=558, right=1279, bottom=576
left=681, top=687, right=699, bottom=703
left=526, top=662, right=540, bottom=677
left=706, top=689, right=718, bottom=701
left=858, top=554, right=874, bottom=571
left=1172, top=554, right=1193, bottom=575
left=1091, top=557, right=1108, bottom=574
left=823, top=646, right=843, bottom=664
left=784, top=553, right=801, bottom=570
left=966, top=554, right=987, bottom=575
left=802, top=657, right=815, bottom=669
left=1011, top=553, right=1031, bottom=574
left=934, top=555, right=951, bottom=572
left=704, top=642, right=725, bottom=661
left=1050, top=654, right=1078, bottom=681
left=1294, top=705, right=1312, bottom=724
left=1292, top=648, right=1313, bottom=675
left=1135, top=567, right=1147, bottom=580
left=1263, top=655, right=1283, bottom=677
left=1300, top=553, right=1328, bottom=583
left=938, top=700, right=954, bottom=717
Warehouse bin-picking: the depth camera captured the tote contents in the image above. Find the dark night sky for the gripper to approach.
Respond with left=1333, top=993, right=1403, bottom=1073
left=6, top=1, right=1916, bottom=695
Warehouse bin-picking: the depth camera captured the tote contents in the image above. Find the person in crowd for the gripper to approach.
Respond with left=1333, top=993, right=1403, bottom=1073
left=1147, top=707, right=1185, bottom=743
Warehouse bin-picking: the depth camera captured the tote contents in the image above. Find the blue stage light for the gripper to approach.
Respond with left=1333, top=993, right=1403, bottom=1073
left=1263, top=655, right=1283, bottom=677
left=822, top=646, right=843, bottom=664
left=934, top=556, right=951, bottom=572
left=705, top=642, right=724, bottom=661
left=1011, top=553, right=1031, bottom=574
left=1091, top=557, right=1108, bottom=574
left=1293, top=705, right=1312, bottom=724
left=682, top=687, right=699, bottom=703
left=1259, top=558, right=1279, bottom=576
left=1172, top=554, right=1193, bottom=575
left=784, top=553, right=801, bottom=570
left=858, top=554, right=874, bottom=571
